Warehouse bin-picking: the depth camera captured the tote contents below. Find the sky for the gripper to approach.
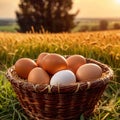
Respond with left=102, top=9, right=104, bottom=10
left=0, top=0, right=120, bottom=19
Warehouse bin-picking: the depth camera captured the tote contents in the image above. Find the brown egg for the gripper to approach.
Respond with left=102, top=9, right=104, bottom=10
left=41, top=53, right=68, bottom=74
left=66, top=55, right=86, bottom=73
left=15, top=58, right=37, bottom=79
left=76, top=63, right=102, bottom=82
left=28, top=67, right=50, bottom=85
left=36, top=52, right=49, bottom=67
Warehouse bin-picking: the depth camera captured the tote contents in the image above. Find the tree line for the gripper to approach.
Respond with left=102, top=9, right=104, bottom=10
left=79, top=20, right=120, bottom=32
left=16, top=0, right=120, bottom=33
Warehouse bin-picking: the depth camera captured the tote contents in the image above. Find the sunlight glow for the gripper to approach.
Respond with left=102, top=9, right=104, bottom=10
left=1, top=0, right=120, bottom=19
left=116, top=0, right=120, bottom=3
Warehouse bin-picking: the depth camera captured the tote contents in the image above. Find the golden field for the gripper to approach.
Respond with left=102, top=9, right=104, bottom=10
left=0, top=30, right=120, bottom=73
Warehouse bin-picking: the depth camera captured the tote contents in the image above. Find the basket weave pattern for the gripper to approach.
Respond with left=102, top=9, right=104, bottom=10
left=6, top=59, right=113, bottom=120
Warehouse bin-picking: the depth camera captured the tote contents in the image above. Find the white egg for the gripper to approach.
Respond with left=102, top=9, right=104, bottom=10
left=50, top=70, right=76, bottom=86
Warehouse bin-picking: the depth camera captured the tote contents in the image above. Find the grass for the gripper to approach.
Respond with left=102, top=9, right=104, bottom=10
left=0, top=73, right=22, bottom=120
left=0, top=30, right=120, bottom=120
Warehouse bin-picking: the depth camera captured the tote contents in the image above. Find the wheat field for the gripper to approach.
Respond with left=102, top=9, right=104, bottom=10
left=0, top=30, right=120, bottom=120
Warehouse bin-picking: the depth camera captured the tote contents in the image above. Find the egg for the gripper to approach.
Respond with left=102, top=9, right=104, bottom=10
left=28, top=67, right=50, bottom=85
left=36, top=52, right=49, bottom=67
left=50, top=70, right=76, bottom=86
left=15, top=58, right=37, bottom=79
left=41, top=53, right=68, bottom=74
left=66, top=55, right=86, bottom=73
left=76, top=63, right=102, bottom=82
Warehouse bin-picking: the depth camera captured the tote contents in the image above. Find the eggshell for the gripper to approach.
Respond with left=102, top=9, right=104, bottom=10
left=36, top=52, right=49, bottom=67
left=76, top=63, right=102, bottom=82
left=50, top=70, right=76, bottom=86
left=66, top=55, right=86, bottom=73
left=41, top=53, right=68, bottom=74
left=15, top=58, right=37, bottom=79
left=28, top=67, right=50, bottom=85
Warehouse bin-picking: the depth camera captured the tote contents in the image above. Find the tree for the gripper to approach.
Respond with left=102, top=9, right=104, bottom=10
left=99, top=20, right=108, bottom=30
left=113, top=23, right=120, bottom=29
left=16, top=0, right=79, bottom=33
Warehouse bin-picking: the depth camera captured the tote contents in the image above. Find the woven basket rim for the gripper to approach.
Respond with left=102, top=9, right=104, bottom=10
left=6, top=58, right=113, bottom=93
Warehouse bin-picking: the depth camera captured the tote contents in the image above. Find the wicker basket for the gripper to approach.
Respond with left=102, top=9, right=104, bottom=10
left=6, top=58, right=113, bottom=120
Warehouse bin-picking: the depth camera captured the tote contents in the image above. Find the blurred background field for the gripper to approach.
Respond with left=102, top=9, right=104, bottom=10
left=1, top=18, right=120, bottom=33
left=0, top=30, right=120, bottom=119
left=0, top=19, right=19, bottom=32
